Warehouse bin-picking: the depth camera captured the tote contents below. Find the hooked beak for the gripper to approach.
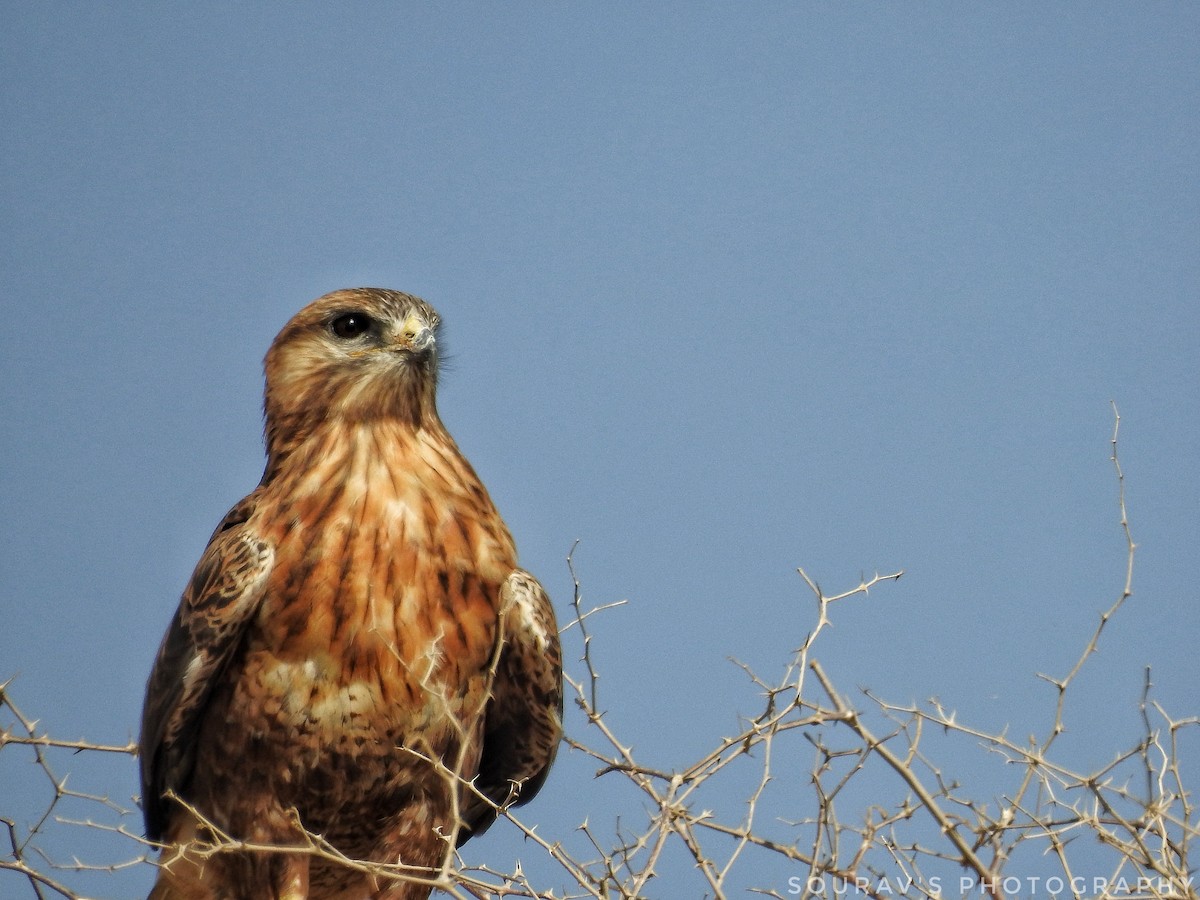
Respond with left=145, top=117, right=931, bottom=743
left=392, top=313, right=434, bottom=354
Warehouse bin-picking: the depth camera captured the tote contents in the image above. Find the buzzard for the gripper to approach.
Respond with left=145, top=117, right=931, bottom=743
left=139, top=289, right=562, bottom=899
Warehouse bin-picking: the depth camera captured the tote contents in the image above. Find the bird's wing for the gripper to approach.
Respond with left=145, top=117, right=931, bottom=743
left=138, top=493, right=274, bottom=842
left=459, top=569, right=563, bottom=844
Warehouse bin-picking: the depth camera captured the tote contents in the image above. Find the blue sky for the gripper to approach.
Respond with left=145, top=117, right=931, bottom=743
left=2, top=6, right=1197, bottom=897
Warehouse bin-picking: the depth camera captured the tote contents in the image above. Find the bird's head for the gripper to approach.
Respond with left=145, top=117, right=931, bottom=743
left=262, top=288, right=444, bottom=464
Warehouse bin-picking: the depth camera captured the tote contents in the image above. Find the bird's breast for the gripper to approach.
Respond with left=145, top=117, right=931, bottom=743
left=237, top=424, right=516, bottom=746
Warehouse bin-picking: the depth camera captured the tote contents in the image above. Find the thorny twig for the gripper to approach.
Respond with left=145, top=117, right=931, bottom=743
left=2, top=409, right=1194, bottom=899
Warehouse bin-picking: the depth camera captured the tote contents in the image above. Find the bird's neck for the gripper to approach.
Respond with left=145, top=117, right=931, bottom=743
left=261, top=365, right=440, bottom=477
left=260, top=410, right=448, bottom=487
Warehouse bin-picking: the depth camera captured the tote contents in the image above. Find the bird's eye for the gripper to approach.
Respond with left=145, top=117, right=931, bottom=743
left=330, top=312, right=373, bottom=340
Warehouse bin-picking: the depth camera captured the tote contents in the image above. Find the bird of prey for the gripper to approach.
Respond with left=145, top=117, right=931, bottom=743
left=139, top=288, right=562, bottom=899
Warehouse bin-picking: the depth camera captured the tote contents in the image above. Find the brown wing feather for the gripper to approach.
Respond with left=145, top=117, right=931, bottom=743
left=139, top=493, right=274, bottom=842
left=459, top=568, right=563, bottom=844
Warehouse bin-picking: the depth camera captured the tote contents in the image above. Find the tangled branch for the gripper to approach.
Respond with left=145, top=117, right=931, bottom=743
left=3, top=407, right=1194, bottom=899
